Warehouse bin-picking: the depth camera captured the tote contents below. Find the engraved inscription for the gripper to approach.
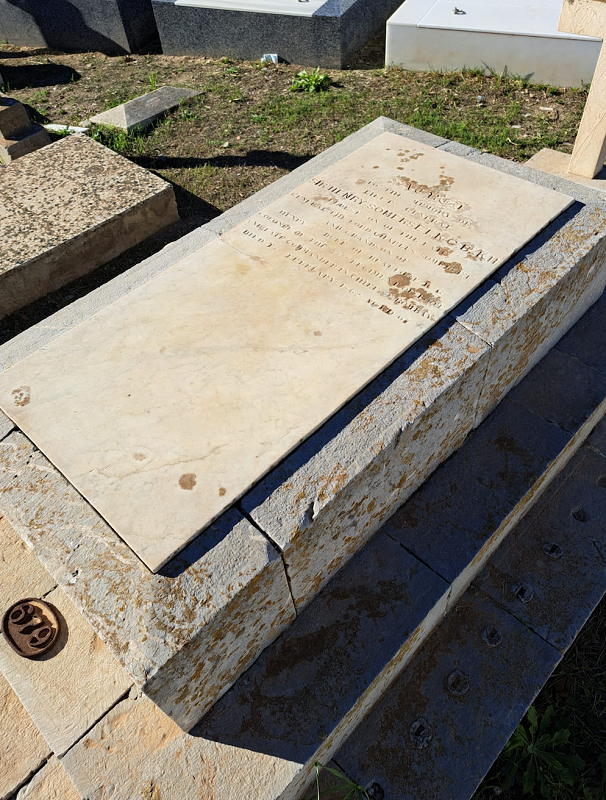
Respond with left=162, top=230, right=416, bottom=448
left=229, top=142, right=508, bottom=326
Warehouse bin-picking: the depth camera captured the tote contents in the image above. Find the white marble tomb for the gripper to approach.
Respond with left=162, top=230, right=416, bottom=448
left=386, top=0, right=600, bottom=87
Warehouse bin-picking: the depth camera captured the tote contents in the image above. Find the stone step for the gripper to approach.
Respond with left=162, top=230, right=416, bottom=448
left=0, top=124, right=50, bottom=165
left=0, top=119, right=605, bottom=733
left=56, top=289, right=606, bottom=800
left=332, top=430, right=606, bottom=799
left=0, top=96, right=34, bottom=140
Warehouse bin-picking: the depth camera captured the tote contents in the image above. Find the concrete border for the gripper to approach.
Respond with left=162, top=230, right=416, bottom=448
left=1, top=118, right=606, bottom=732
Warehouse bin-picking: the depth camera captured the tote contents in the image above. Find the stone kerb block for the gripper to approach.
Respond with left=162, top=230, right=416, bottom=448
left=0, top=119, right=605, bottom=734
left=0, top=0, right=159, bottom=55
left=151, top=0, right=404, bottom=68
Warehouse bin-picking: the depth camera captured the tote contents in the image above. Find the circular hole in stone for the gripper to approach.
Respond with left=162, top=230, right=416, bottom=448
left=597, top=476, right=606, bottom=489
left=447, top=669, right=470, bottom=696
left=572, top=507, right=590, bottom=523
left=481, top=625, right=503, bottom=647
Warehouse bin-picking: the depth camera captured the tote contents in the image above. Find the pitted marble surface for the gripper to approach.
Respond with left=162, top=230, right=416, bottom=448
left=0, top=134, right=170, bottom=275
left=0, top=132, right=571, bottom=572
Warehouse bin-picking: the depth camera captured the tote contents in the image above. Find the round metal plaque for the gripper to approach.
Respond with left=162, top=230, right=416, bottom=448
left=2, top=598, right=60, bottom=658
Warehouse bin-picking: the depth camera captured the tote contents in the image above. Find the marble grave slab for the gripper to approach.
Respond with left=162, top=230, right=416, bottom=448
left=0, top=132, right=572, bottom=572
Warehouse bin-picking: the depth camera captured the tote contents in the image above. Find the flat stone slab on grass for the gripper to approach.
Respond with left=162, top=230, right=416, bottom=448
left=0, top=133, right=178, bottom=318
left=152, top=0, right=404, bottom=67
left=387, top=0, right=600, bottom=87
left=89, top=86, right=198, bottom=133
left=0, top=132, right=572, bottom=572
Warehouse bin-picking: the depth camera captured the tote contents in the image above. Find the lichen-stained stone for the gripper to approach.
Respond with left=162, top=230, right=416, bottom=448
left=0, top=672, right=51, bottom=800
left=62, top=531, right=449, bottom=800
left=0, top=432, right=295, bottom=731
left=61, top=690, right=301, bottom=800
left=242, top=317, right=492, bottom=609
left=195, top=532, right=449, bottom=800
left=453, top=203, right=606, bottom=425
left=0, top=134, right=178, bottom=318
left=332, top=589, right=561, bottom=800
left=476, top=445, right=606, bottom=652
left=17, top=757, right=80, bottom=800
left=0, top=584, right=133, bottom=755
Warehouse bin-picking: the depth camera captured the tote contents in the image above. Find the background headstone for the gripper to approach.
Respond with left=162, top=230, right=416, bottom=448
left=0, top=0, right=159, bottom=55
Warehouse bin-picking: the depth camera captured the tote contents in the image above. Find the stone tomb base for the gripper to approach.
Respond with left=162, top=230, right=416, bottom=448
left=0, top=0, right=159, bottom=55
left=0, top=117, right=605, bottom=743
left=151, top=0, right=403, bottom=67
left=386, top=0, right=600, bottom=87
left=0, top=134, right=178, bottom=319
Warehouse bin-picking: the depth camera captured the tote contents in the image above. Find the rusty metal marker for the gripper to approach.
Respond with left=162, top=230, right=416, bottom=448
left=2, top=598, right=60, bottom=658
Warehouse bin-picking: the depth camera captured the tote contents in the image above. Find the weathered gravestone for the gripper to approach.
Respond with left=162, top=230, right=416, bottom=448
left=0, top=132, right=572, bottom=572
left=0, top=134, right=179, bottom=319
left=2, top=111, right=605, bottom=766
left=528, top=0, right=606, bottom=183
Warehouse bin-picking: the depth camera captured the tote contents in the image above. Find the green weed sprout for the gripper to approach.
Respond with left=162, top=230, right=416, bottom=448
left=290, top=68, right=331, bottom=94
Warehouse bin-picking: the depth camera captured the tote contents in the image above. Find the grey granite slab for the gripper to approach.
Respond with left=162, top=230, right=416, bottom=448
left=151, top=0, right=403, bottom=67
left=0, top=0, right=158, bottom=55
left=333, top=588, right=561, bottom=800
left=89, top=86, right=198, bottom=133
